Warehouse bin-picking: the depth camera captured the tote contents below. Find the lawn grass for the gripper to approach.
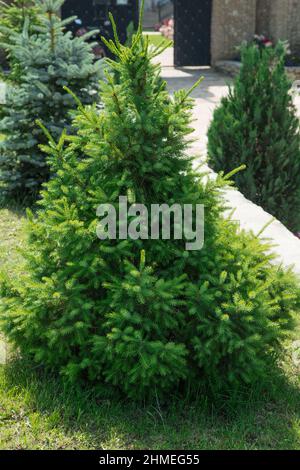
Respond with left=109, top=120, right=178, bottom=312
left=0, top=206, right=300, bottom=450
left=1, top=357, right=300, bottom=450
left=0, top=205, right=26, bottom=275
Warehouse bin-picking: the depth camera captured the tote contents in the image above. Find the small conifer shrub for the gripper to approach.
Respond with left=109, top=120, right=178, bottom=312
left=0, top=0, right=41, bottom=41
left=0, top=0, right=102, bottom=200
left=0, top=0, right=42, bottom=80
left=208, top=43, right=300, bottom=232
left=0, top=1, right=42, bottom=53
left=1, top=5, right=299, bottom=400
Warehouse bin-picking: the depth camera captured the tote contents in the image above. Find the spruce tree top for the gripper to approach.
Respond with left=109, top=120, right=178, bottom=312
left=0, top=0, right=41, bottom=41
left=0, top=0, right=42, bottom=79
left=0, top=0, right=99, bottom=73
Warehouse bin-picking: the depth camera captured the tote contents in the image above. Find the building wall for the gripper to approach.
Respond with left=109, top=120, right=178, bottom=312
left=144, top=0, right=159, bottom=9
left=265, top=0, right=300, bottom=54
left=211, top=0, right=257, bottom=64
left=211, top=0, right=300, bottom=64
left=256, top=0, right=272, bottom=36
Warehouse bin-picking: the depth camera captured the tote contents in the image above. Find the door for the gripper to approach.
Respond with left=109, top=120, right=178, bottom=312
left=174, top=0, right=212, bottom=66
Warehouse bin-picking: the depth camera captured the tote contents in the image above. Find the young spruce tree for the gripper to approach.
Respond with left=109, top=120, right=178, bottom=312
left=0, top=0, right=101, bottom=200
left=208, top=43, right=300, bottom=232
left=0, top=0, right=41, bottom=46
left=1, top=4, right=299, bottom=400
left=0, top=0, right=42, bottom=81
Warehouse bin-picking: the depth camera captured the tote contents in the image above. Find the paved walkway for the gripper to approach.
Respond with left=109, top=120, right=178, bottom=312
left=159, top=47, right=300, bottom=152
left=158, top=48, right=300, bottom=275
left=162, top=65, right=229, bottom=155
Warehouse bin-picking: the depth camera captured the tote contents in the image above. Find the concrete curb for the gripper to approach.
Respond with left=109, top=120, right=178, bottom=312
left=223, top=185, right=300, bottom=275
left=215, top=60, right=300, bottom=82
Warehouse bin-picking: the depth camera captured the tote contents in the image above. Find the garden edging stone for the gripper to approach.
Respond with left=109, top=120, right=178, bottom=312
left=215, top=60, right=300, bottom=82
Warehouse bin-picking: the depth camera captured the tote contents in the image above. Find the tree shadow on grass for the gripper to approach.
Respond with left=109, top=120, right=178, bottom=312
left=1, top=357, right=300, bottom=450
left=0, top=194, right=40, bottom=216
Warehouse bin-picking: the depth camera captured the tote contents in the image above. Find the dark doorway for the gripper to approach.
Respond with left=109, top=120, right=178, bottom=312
left=174, top=0, right=212, bottom=66
left=61, top=0, right=139, bottom=47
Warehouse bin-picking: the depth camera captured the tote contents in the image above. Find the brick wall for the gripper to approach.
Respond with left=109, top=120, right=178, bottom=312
left=211, top=0, right=300, bottom=64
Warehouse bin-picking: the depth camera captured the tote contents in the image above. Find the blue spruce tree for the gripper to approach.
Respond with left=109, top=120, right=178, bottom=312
left=0, top=0, right=102, bottom=200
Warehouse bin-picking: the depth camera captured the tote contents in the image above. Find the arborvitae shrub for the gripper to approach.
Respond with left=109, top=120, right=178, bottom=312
left=0, top=10, right=299, bottom=400
left=0, top=0, right=102, bottom=200
left=208, top=43, right=300, bottom=233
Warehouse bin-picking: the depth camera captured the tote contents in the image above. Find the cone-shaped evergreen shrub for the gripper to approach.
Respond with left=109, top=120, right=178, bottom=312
left=0, top=0, right=102, bottom=200
left=1, top=9, right=299, bottom=400
left=208, top=43, right=300, bottom=232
